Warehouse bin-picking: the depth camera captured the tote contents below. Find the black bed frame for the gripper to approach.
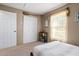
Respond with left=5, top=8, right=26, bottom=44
left=30, top=52, right=34, bottom=56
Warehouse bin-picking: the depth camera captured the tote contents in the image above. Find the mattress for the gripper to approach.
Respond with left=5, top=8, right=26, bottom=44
left=32, top=41, right=79, bottom=56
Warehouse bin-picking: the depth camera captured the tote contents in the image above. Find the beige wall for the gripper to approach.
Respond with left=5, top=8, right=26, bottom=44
left=37, top=16, right=43, bottom=40
left=17, top=12, right=24, bottom=45
left=67, top=4, right=79, bottom=46
left=43, top=3, right=79, bottom=46
left=0, top=4, right=42, bottom=45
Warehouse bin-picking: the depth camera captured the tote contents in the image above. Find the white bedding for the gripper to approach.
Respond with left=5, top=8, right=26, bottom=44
left=33, top=41, right=79, bottom=56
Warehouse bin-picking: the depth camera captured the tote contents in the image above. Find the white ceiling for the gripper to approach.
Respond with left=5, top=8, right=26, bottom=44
left=1, top=3, right=67, bottom=15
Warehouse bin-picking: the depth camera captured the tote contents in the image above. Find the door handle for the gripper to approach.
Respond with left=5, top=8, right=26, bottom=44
left=14, top=30, right=16, bottom=32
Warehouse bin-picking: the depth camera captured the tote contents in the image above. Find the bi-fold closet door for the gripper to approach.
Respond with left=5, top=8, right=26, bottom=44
left=0, top=10, right=17, bottom=49
left=23, top=15, right=38, bottom=44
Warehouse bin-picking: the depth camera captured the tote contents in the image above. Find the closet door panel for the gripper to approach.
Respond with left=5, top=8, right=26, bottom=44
left=23, top=15, right=37, bottom=43
left=0, top=10, right=16, bottom=49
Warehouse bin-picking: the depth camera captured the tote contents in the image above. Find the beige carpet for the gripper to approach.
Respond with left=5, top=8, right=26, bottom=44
left=0, top=41, right=43, bottom=56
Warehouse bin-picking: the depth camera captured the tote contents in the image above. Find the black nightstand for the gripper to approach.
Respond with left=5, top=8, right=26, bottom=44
left=39, top=31, right=48, bottom=43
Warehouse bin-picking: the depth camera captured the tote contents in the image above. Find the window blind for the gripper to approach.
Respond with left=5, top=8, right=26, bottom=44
left=50, top=10, right=67, bottom=42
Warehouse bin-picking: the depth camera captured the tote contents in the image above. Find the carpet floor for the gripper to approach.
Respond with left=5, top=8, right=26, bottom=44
left=0, top=41, right=43, bottom=56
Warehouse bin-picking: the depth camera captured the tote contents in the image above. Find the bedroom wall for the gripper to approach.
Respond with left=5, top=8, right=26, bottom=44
left=67, top=4, right=79, bottom=46
left=0, top=4, right=42, bottom=45
left=43, top=3, right=79, bottom=46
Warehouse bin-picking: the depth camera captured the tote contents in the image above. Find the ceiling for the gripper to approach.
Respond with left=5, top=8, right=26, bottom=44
left=1, top=3, right=67, bottom=15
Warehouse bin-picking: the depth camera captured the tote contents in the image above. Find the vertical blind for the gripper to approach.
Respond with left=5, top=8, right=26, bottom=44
left=50, top=10, right=67, bottom=42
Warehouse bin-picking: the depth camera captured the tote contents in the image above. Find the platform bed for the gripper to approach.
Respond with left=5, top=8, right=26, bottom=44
left=30, top=41, right=79, bottom=56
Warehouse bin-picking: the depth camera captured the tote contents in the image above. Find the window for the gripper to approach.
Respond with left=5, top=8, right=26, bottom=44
left=50, top=10, right=67, bottom=42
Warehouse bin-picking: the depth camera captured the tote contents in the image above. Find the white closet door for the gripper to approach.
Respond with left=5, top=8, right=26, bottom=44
left=23, top=15, right=37, bottom=44
left=0, top=10, right=16, bottom=49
